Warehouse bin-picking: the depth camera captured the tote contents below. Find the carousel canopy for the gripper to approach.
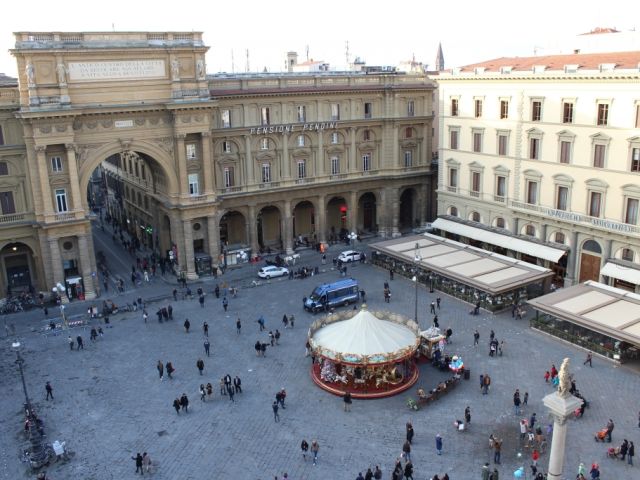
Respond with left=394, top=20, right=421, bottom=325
left=311, top=308, right=419, bottom=361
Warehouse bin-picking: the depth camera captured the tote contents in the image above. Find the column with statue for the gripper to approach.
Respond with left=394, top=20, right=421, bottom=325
left=542, top=358, right=583, bottom=480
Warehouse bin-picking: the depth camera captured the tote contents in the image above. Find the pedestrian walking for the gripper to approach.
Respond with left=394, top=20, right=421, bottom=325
left=275, top=329, right=281, bottom=345
left=45, top=381, right=54, bottom=400
left=219, top=377, right=226, bottom=395
left=206, top=383, right=213, bottom=399
left=142, top=452, right=151, bottom=473
left=402, top=440, right=411, bottom=462
left=76, top=335, right=84, bottom=350
left=257, top=316, right=265, bottom=331
left=166, top=361, right=174, bottom=379
left=196, top=358, right=205, bottom=375
left=628, top=440, right=634, bottom=465
left=301, top=439, right=309, bottom=460
left=167, top=304, right=173, bottom=320
left=173, top=397, right=180, bottom=414
left=236, top=318, right=242, bottom=334
left=232, top=376, right=242, bottom=393
left=132, top=452, right=143, bottom=474
left=289, top=314, right=295, bottom=328
left=523, top=392, right=529, bottom=407
left=157, top=360, right=164, bottom=380
left=199, top=384, right=206, bottom=402
left=272, top=401, right=280, bottom=422
left=310, top=440, right=319, bottom=465
left=184, top=318, right=190, bottom=333
left=227, top=384, right=235, bottom=402
left=513, top=389, right=521, bottom=415
left=389, top=268, right=394, bottom=280
left=435, top=433, right=443, bottom=455
left=68, top=335, right=74, bottom=350
left=584, top=352, right=593, bottom=367
left=282, top=314, right=289, bottom=328
left=436, top=297, right=441, bottom=309
left=204, top=339, right=210, bottom=357
left=474, top=330, right=480, bottom=346
left=403, top=461, right=414, bottom=480
left=180, top=393, right=189, bottom=413
left=199, top=294, right=205, bottom=308
left=172, top=289, right=178, bottom=301
left=222, top=296, right=228, bottom=312
left=142, top=310, right=148, bottom=323
left=430, top=301, right=436, bottom=314
left=343, top=391, right=352, bottom=411
left=406, top=422, right=414, bottom=443
left=269, top=331, right=275, bottom=346
left=464, top=406, right=471, bottom=424
left=203, top=321, right=209, bottom=337
left=493, top=437, right=502, bottom=464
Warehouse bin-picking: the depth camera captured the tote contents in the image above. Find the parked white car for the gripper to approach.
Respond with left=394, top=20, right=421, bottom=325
left=258, top=265, right=290, bottom=279
left=337, top=250, right=363, bottom=263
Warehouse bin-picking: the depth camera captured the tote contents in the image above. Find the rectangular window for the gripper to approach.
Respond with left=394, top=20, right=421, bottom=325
left=331, top=103, right=340, bottom=121
left=473, top=132, right=482, bottom=153
left=589, top=192, right=602, bottom=217
left=407, top=100, right=415, bottom=117
left=362, top=154, right=371, bottom=172
left=529, top=138, right=540, bottom=159
left=0, top=162, right=8, bottom=175
left=331, top=132, right=339, bottom=144
left=261, top=163, right=271, bottom=183
left=632, top=148, right=640, bottom=172
left=626, top=198, right=639, bottom=225
left=297, top=135, right=305, bottom=147
left=556, top=186, right=568, bottom=211
left=622, top=248, right=635, bottom=261
left=449, top=168, right=458, bottom=188
left=471, top=171, right=481, bottom=193
left=563, top=102, right=574, bottom=123
left=0, top=191, right=16, bottom=214
left=475, top=99, right=483, bottom=118
left=297, top=160, right=306, bottom=179
left=186, top=143, right=197, bottom=160
left=330, top=156, right=340, bottom=175
left=531, top=101, right=542, bottom=121
left=261, top=107, right=270, bottom=126
left=496, top=176, right=506, bottom=198
left=223, top=166, right=234, bottom=188
left=500, top=100, right=509, bottom=119
left=363, top=130, right=370, bottom=141
left=560, top=141, right=571, bottom=164
left=498, top=134, right=508, bottom=156
left=222, top=141, right=232, bottom=154
left=364, top=102, right=372, bottom=119
left=555, top=232, right=565, bottom=244
left=55, top=189, right=68, bottom=212
left=405, top=127, right=412, bottom=138
left=404, top=151, right=412, bottom=167
left=593, top=144, right=605, bottom=168
left=221, top=109, right=231, bottom=128
left=526, top=181, right=538, bottom=204
left=261, top=138, right=269, bottom=150
left=297, top=105, right=306, bottom=123
left=188, top=173, right=199, bottom=195
left=450, top=130, right=459, bottom=150
left=597, top=103, right=609, bottom=126
left=451, top=98, right=459, bottom=116
left=50, top=156, right=63, bottom=173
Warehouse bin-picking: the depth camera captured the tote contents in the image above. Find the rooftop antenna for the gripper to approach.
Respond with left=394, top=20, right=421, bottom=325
left=345, top=40, right=350, bottom=67
left=306, top=45, right=309, bottom=61
left=231, top=49, right=235, bottom=73
left=245, top=49, right=250, bottom=73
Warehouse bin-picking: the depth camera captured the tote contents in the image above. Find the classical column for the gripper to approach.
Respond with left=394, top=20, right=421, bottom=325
left=282, top=133, right=290, bottom=180
left=175, top=134, right=188, bottom=197
left=604, top=239, right=613, bottom=260
left=36, top=146, right=53, bottom=215
left=349, top=128, right=357, bottom=172
left=244, top=136, right=254, bottom=185
left=420, top=183, right=429, bottom=225
left=207, top=214, right=221, bottom=267
left=543, top=358, right=583, bottom=480
left=182, top=219, right=198, bottom=280
left=65, top=144, right=83, bottom=212
left=564, top=231, right=579, bottom=288
left=77, top=235, right=96, bottom=299
left=169, top=213, right=183, bottom=273
left=541, top=223, right=548, bottom=243
left=388, top=188, right=400, bottom=237
left=247, top=205, right=259, bottom=257
left=317, top=195, right=326, bottom=243
left=422, top=123, right=430, bottom=166
left=392, top=124, right=399, bottom=169
left=283, top=199, right=293, bottom=254
left=348, top=191, right=358, bottom=233
left=512, top=217, right=520, bottom=236
left=48, top=238, right=64, bottom=286
left=317, top=130, right=325, bottom=176
left=201, top=132, right=214, bottom=194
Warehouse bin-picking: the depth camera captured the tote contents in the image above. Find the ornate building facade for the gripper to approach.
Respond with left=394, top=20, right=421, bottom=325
left=0, top=31, right=436, bottom=297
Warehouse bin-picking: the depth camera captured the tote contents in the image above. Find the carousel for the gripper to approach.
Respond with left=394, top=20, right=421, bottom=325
left=308, top=305, right=421, bottom=398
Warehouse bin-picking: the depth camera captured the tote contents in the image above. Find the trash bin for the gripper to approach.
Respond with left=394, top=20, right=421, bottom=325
left=463, top=369, right=470, bottom=380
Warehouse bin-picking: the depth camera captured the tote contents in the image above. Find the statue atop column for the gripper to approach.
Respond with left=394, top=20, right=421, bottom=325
left=557, top=357, right=572, bottom=398
left=171, top=59, right=181, bottom=81
left=196, top=59, right=205, bottom=80
left=25, top=63, right=35, bottom=87
left=57, top=63, right=67, bottom=85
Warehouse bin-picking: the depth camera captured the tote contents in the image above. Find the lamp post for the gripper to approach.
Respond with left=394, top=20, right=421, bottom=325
left=12, top=341, right=48, bottom=468
left=413, top=243, right=422, bottom=326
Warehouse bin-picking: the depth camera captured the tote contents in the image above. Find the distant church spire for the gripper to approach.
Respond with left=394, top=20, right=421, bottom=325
left=435, top=43, right=445, bottom=71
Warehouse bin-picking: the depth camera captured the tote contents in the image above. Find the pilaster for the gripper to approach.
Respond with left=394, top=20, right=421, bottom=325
left=283, top=199, right=293, bottom=254
left=282, top=133, right=290, bottom=180
left=207, top=214, right=221, bottom=266
left=244, top=135, right=254, bottom=185
left=247, top=204, right=258, bottom=256
left=36, top=146, right=53, bottom=215
left=48, top=238, right=64, bottom=285
left=317, top=194, right=327, bottom=243
left=66, top=144, right=83, bottom=211
left=182, top=219, right=198, bottom=280
left=175, top=134, right=187, bottom=197
left=201, top=132, right=214, bottom=194
left=77, top=235, right=96, bottom=299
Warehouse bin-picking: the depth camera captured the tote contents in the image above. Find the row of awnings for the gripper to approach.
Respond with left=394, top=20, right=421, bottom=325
left=431, top=218, right=567, bottom=263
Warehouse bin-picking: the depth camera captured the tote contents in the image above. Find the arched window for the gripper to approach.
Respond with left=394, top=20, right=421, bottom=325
left=471, top=211, right=480, bottom=222
left=449, top=206, right=458, bottom=217
left=582, top=240, right=602, bottom=254
left=495, top=217, right=505, bottom=228
left=525, top=224, right=536, bottom=236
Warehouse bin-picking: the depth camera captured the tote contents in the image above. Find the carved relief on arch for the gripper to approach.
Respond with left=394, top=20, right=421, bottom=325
left=55, top=124, right=68, bottom=133
left=152, top=137, right=174, bottom=156
left=76, top=144, right=102, bottom=170
left=38, top=125, right=52, bottom=134
left=135, top=118, right=146, bottom=126
left=101, top=119, right=113, bottom=129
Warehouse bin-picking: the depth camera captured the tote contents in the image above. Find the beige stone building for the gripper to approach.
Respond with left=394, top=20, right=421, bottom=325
left=0, top=31, right=436, bottom=298
left=436, top=51, right=640, bottom=290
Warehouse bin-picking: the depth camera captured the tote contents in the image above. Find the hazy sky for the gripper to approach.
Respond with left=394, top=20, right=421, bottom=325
left=0, top=0, right=637, bottom=77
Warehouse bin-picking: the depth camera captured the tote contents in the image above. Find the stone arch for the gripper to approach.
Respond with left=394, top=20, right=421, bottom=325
left=357, top=191, right=378, bottom=233
left=0, top=240, right=39, bottom=293
left=78, top=139, right=180, bottom=201
left=399, top=187, right=417, bottom=231
left=469, top=211, right=482, bottom=223
left=257, top=204, right=282, bottom=249
left=615, top=246, right=637, bottom=262
left=582, top=239, right=602, bottom=254
left=292, top=199, right=316, bottom=239
left=219, top=209, right=248, bottom=247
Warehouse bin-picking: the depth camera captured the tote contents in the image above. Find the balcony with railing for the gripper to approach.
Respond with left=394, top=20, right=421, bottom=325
left=0, top=212, right=35, bottom=225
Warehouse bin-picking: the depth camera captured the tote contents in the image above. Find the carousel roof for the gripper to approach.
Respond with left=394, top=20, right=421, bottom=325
left=311, top=307, right=419, bottom=361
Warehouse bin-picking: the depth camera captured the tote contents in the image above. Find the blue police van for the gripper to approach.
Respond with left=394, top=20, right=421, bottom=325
left=303, top=278, right=359, bottom=313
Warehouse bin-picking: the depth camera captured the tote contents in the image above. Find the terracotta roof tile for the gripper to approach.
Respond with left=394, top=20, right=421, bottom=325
left=458, top=51, right=640, bottom=72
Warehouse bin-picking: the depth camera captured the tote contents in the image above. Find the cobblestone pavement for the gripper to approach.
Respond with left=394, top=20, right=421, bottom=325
left=1, top=242, right=639, bottom=480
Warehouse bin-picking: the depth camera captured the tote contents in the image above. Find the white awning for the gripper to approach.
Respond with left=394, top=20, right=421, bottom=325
left=432, top=218, right=566, bottom=263
left=601, top=262, right=640, bottom=285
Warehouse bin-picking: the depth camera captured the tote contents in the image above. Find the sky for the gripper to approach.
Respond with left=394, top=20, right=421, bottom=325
left=0, top=0, right=638, bottom=77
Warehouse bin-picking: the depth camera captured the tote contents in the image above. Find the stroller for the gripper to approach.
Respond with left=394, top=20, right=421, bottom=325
left=594, top=427, right=610, bottom=442
left=606, top=446, right=621, bottom=459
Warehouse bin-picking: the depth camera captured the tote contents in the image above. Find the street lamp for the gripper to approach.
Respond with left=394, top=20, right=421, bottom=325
left=12, top=341, right=48, bottom=468
left=413, top=243, right=422, bottom=326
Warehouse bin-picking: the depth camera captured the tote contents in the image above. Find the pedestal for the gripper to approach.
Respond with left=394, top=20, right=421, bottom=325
left=543, top=391, right=583, bottom=479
